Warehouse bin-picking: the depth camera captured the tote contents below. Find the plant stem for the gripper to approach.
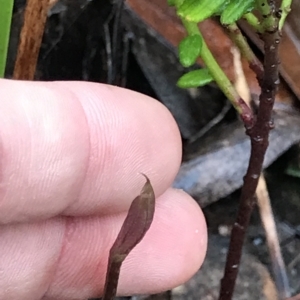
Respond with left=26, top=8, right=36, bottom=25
left=243, top=12, right=262, bottom=32
left=255, top=0, right=278, bottom=31
left=102, top=255, right=123, bottom=300
left=181, top=19, right=253, bottom=126
left=279, top=0, right=293, bottom=31
left=218, top=10, right=281, bottom=300
left=0, top=0, right=14, bottom=77
left=227, top=23, right=264, bottom=82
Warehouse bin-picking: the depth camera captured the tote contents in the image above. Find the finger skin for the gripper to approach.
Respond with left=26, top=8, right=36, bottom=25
left=0, top=80, right=182, bottom=223
left=0, top=189, right=207, bottom=300
left=0, top=80, right=207, bottom=300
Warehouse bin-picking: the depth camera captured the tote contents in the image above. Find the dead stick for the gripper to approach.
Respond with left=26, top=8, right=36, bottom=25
left=256, top=175, right=290, bottom=298
left=227, top=23, right=264, bottom=83
left=13, top=0, right=50, bottom=80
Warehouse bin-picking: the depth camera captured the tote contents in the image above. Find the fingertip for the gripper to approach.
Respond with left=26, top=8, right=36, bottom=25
left=0, top=80, right=182, bottom=222
left=50, top=81, right=183, bottom=215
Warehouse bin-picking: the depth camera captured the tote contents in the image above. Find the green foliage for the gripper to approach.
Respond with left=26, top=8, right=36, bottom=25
left=177, top=69, right=214, bottom=88
left=212, top=1, right=232, bottom=16
left=179, top=34, right=202, bottom=67
left=176, top=0, right=255, bottom=24
left=167, top=0, right=185, bottom=6
left=177, top=0, right=228, bottom=22
left=0, top=0, right=14, bottom=77
left=170, top=0, right=292, bottom=112
left=279, top=0, right=293, bottom=30
left=221, top=0, right=255, bottom=25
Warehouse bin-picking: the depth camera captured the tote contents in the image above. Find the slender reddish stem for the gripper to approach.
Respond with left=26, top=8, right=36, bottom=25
left=218, top=27, right=281, bottom=300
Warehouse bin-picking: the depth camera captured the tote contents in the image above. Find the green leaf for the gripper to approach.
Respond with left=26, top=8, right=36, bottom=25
left=0, top=0, right=14, bottom=77
left=168, top=0, right=185, bottom=7
left=177, top=0, right=228, bottom=22
left=212, top=1, right=231, bottom=16
left=177, top=69, right=214, bottom=88
left=179, top=34, right=202, bottom=67
left=221, top=0, right=255, bottom=25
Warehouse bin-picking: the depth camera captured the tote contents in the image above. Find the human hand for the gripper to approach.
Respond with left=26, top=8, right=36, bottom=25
left=0, top=80, right=207, bottom=300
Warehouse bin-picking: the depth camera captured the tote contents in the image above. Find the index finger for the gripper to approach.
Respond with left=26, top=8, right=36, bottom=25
left=0, top=80, right=182, bottom=224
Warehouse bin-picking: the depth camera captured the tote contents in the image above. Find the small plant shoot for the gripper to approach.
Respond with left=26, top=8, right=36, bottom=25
left=102, top=175, right=155, bottom=300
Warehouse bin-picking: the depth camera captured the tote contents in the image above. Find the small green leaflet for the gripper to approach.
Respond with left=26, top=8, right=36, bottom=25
left=221, top=0, right=255, bottom=25
left=177, top=68, right=214, bottom=88
left=177, top=0, right=228, bottom=23
left=212, top=1, right=231, bottom=16
left=179, top=34, right=202, bottom=67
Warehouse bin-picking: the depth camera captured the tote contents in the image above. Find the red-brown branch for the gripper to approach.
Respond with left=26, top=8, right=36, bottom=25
left=218, top=28, right=281, bottom=300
